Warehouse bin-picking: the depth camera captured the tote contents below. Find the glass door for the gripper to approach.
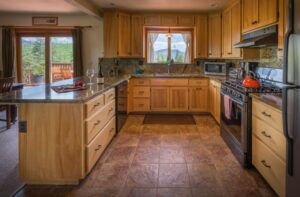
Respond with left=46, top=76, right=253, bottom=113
left=20, top=37, right=46, bottom=86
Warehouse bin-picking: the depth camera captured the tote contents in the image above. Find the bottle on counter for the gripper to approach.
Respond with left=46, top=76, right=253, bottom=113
left=97, top=58, right=105, bottom=84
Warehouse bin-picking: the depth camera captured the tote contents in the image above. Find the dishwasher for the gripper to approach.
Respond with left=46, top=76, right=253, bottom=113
left=115, top=80, right=128, bottom=132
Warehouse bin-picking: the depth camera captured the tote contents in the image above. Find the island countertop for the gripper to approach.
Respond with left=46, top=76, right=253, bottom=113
left=0, top=76, right=131, bottom=103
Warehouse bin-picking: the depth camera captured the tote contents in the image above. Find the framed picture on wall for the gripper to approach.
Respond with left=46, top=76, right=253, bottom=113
left=32, top=17, right=58, bottom=26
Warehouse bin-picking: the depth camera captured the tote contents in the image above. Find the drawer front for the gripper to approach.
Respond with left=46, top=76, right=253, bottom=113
left=84, top=94, right=105, bottom=118
left=133, top=87, right=150, bottom=98
left=106, top=117, right=116, bottom=144
left=86, top=125, right=108, bottom=172
left=85, top=100, right=115, bottom=143
left=189, top=79, right=209, bottom=86
left=252, top=136, right=286, bottom=197
left=151, top=79, right=188, bottom=86
left=104, top=88, right=115, bottom=104
left=133, top=98, right=150, bottom=111
left=133, top=78, right=150, bottom=86
left=118, top=98, right=127, bottom=112
left=252, top=116, right=286, bottom=161
left=252, top=99, right=283, bottom=132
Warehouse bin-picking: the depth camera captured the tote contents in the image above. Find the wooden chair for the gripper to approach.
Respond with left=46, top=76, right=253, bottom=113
left=0, top=77, right=14, bottom=129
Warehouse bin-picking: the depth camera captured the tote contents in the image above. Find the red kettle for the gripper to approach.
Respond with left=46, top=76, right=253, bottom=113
left=242, top=71, right=260, bottom=88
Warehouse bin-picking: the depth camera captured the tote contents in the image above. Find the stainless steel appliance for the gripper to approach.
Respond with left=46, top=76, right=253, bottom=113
left=204, top=62, right=229, bottom=76
left=116, top=80, right=128, bottom=132
left=221, top=70, right=282, bottom=167
left=282, top=0, right=300, bottom=195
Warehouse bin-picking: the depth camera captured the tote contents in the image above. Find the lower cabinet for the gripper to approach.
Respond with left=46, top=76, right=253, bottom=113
left=189, top=87, right=209, bottom=112
left=170, top=87, right=189, bottom=111
left=209, top=80, right=221, bottom=123
left=150, top=87, right=170, bottom=111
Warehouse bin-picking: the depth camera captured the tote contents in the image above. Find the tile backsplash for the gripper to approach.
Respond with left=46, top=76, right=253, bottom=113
left=99, top=47, right=282, bottom=77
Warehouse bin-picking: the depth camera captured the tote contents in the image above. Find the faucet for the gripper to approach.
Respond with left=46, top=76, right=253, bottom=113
left=166, top=57, right=174, bottom=74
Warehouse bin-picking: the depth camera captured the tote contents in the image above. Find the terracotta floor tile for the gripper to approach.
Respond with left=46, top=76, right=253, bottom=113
left=124, top=115, right=145, bottom=125
left=125, top=164, right=159, bottom=187
left=184, top=146, right=211, bottom=163
left=191, top=185, right=226, bottom=197
left=111, top=134, right=140, bottom=148
left=159, top=146, right=185, bottom=163
left=121, top=125, right=143, bottom=135
left=105, top=147, right=136, bottom=163
left=133, top=147, right=160, bottom=164
left=143, top=125, right=163, bottom=135
left=138, top=134, right=161, bottom=147
left=158, top=125, right=182, bottom=135
left=158, top=164, right=190, bottom=187
left=119, top=187, right=157, bottom=197
left=157, top=188, right=192, bottom=197
left=180, top=125, right=200, bottom=136
left=187, top=163, right=217, bottom=187
left=160, top=134, right=189, bottom=147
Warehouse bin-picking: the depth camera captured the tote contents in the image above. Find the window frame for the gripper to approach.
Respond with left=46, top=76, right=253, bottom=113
left=145, top=27, right=194, bottom=64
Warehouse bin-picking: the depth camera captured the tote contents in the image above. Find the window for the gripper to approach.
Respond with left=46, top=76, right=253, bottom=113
left=17, top=30, right=73, bottom=86
left=146, top=29, right=192, bottom=64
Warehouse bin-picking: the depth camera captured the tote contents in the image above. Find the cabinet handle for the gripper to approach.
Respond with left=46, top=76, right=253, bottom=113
left=261, top=111, right=271, bottom=117
left=227, top=52, right=232, bottom=55
left=261, top=160, right=271, bottom=168
left=94, top=120, right=101, bottom=126
left=95, top=145, right=102, bottom=151
left=252, top=20, right=258, bottom=24
left=93, top=102, right=101, bottom=108
left=261, top=131, right=271, bottom=138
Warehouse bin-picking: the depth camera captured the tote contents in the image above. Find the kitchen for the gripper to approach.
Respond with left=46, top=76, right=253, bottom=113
left=0, top=0, right=299, bottom=197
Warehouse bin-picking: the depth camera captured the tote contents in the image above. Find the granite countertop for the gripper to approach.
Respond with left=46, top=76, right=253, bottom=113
left=0, top=75, right=130, bottom=103
left=250, top=93, right=283, bottom=110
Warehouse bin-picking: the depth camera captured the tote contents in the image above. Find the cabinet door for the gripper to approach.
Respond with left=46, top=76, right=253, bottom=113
left=242, top=0, right=256, bottom=32
left=209, top=82, right=215, bottom=116
left=278, top=0, right=287, bottom=56
left=215, top=86, right=221, bottom=124
left=150, top=87, right=169, bottom=111
left=144, top=15, right=161, bottom=26
left=231, top=1, right=242, bottom=58
left=222, top=8, right=232, bottom=58
left=178, top=15, right=195, bottom=26
left=131, top=15, right=144, bottom=57
left=161, top=14, right=178, bottom=26
left=196, top=15, right=208, bottom=58
left=118, top=12, right=131, bottom=57
left=257, top=0, right=277, bottom=28
left=189, top=87, right=208, bottom=112
left=169, top=87, right=188, bottom=111
left=104, top=11, right=118, bottom=58
left=208, top=13, right=222, bottom=58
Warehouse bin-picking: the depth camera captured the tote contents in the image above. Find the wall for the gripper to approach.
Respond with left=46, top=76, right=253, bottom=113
left=0, top=12, right=104, bottom=75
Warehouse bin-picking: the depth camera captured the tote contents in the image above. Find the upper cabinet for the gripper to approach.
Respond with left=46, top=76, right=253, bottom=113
left=278, top=0, right=287, bottom=57
left=144, top=14, right=195, bottom=26
left=242, top=0, right=278, bottom=33
left=104, top=10, right=144, bottom=58
left=208, top=13, right=222, bottom=58
left=195, top=15, right=208, bottom=58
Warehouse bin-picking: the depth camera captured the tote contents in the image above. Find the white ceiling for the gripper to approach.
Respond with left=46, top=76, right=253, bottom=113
left=0, top=0, right=81, bottom=13
left=91, top=0, right=229, bottom=11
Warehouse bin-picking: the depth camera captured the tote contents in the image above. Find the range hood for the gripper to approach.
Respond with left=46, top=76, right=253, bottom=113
left=234, top=25, right=278, bottom=48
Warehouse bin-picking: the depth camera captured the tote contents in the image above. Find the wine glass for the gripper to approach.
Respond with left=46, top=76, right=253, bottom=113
left=86, top=68, right=95, bottom=85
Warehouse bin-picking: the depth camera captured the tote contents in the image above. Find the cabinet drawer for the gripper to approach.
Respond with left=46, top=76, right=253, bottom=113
left=151, top=79, right=188, bottom=86
left=85, top=100, right=115, bottom=143
left=133, top=87, right=150, bottom=98
left=106, top=117, right=116, bottom=144
left=133, top=78, right=150, bottom=86
left=252, top=116, right=286, bottom=161
left=84, top=94, right=105, bottom=118
left=252, top=136, right=285, bottom=197
left=252, top=99, right=283, bottom=132
left=118, top=98, right=127, bottom=112
left=104, top=88, right=115, bottom=104
left=189, top=79, right=209, bottom=86
left=133, top=98, right=150, bottom=111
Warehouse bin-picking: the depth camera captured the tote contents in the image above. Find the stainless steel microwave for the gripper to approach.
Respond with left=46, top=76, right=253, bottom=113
left=204, top=62, right=229, bottom=76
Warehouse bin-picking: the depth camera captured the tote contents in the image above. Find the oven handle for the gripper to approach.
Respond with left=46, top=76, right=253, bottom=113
left=221, top=91, right=244, bottom=106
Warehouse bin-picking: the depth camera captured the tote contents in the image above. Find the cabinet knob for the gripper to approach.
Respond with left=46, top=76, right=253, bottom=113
left=261, top=111, right=271, bottom=117
left=261, top=160, right=271, bottom=168
left=261, top=131, right=271, bottom=138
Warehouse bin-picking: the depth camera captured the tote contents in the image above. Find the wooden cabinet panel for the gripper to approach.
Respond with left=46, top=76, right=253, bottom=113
left=242, top=0, right=255, bottom=32
left=178, top=15, right=195, bottom=26
left=151, top=79, right=188, bottom=86
left=161, top=14, right=178, bottom=26
left=150, top=87, right=169, bottom=111
left=104, top=11, right=118, bottom=58
left=133, top=87, right=150, bottom=98
left=231, top=2, right=242, bottom=57
left=209, top=80, right=221, bottom=123
left=278, top=0, right=287, bottom=57
left=252, top=136, right=286, bottom=197
left=196, top=15, right=208, bottom=58
left=85, top=94, right=105, bottom=118
left=169, top=87, right=189, bottom=111
left=131, top=15, right=144, bottom=57
left=222, top=8, right=232, bottom=58
left=189, top=79, right=209, bottom=87
left=257, top=0, right=277, bottom=28
left=133, top=98, right=150, bottom=111
left=133, top=78, right=151, bottom=86
left=208, top=13, right=222, bottom=58
left=144, top=14, right=161, bottom=26
left=118, top=12, right=131, bottom=57
left=104, top=88, right=115, bottom=104
left=189, top=87, right=208, bottom=112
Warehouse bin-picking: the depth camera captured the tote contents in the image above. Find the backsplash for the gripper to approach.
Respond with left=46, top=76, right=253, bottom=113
left=99, top=47, right=282, bottom=77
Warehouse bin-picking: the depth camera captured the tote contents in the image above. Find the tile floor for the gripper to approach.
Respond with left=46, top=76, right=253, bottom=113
left=15, top=115, right=276, bottom=197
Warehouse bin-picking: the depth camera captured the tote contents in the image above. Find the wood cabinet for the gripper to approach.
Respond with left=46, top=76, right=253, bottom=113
left=178, top=15, right=195, bottom=26
left=208, top=13, right=222, bottom=58
left=209, top=80, right=221, bottom=123
left=189, top=87, right=209, bottom=112
left=144, top=14, right=161, bottom=26
left=131, top=15, right=144, bottom=57
left=161, top=14, right=178, bottom=26
left=169, top=87, right=189, bottom=111
left=150, top=87, right=170, bottom=111
left=242, top=0, right=278, bottom=33
left=278, top=0, right=287, bottom=57
left=195, top=15, right=208, bottom=58
left=118, top=12, right=131, bottom=57
left=252, top=98, right=286, bottom=197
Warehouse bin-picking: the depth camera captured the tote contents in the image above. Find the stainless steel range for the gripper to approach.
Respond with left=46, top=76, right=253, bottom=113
left=220, top=72, right=282, bottom=167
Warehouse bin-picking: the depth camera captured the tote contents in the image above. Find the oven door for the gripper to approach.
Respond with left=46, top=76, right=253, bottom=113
left=220, top=92, right=248, bottom=155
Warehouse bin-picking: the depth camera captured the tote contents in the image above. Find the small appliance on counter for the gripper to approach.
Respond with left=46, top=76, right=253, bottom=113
left=204, top=62, right=230, bottom=76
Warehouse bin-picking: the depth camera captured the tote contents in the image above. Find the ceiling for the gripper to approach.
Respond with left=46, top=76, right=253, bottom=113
left=91, top=0, right=229, bottom=12
left=0, top=0, right=81, bottom=13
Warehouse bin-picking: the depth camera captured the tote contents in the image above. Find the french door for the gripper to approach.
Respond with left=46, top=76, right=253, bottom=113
left=16, top=30, right=74, bottom=86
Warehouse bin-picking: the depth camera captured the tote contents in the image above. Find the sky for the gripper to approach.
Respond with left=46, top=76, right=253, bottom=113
left=153, top=33, right=188, bottom=52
